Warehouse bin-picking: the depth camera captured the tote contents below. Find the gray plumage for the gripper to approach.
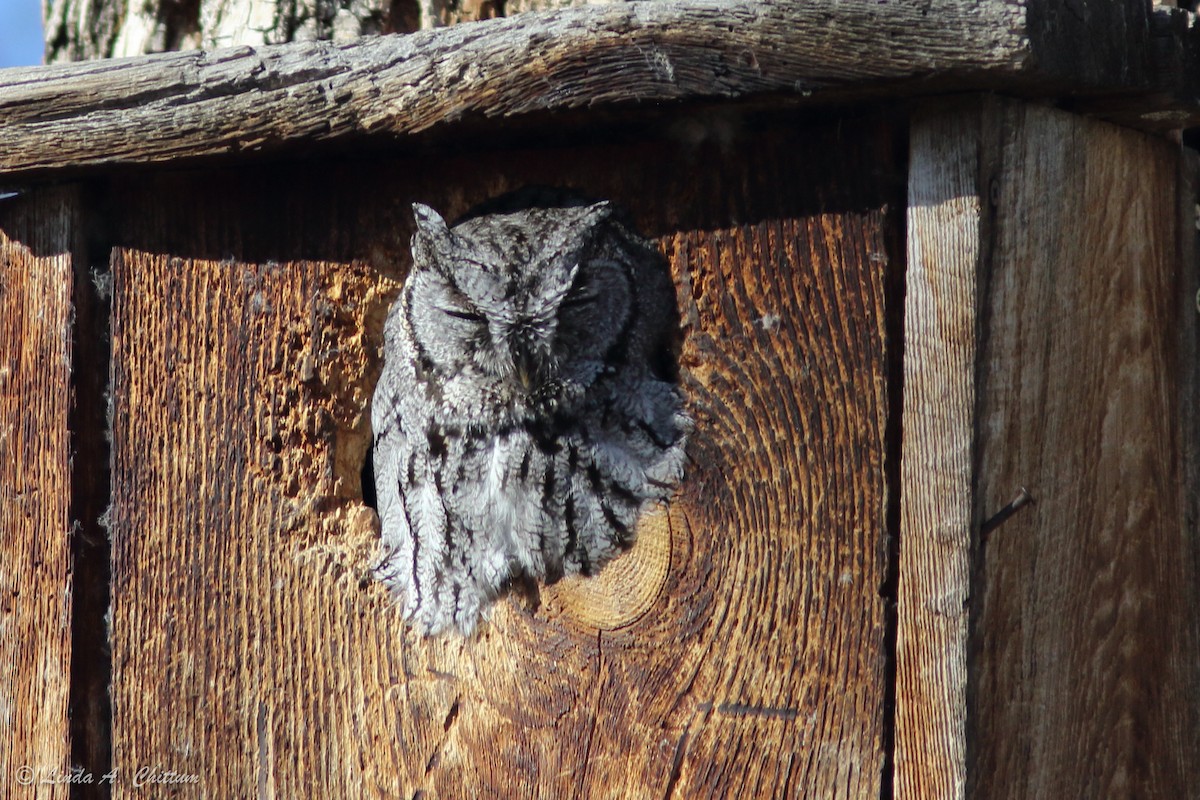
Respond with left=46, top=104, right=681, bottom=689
left=371, top=189, right=690, bottom=635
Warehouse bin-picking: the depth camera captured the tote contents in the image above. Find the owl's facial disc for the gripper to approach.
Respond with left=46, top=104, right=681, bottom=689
left=408, top=202, right=635, bottom=416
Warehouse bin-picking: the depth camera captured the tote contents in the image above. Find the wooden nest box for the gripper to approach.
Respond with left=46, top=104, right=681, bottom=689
left=2, top=1, right=1198, bottom=797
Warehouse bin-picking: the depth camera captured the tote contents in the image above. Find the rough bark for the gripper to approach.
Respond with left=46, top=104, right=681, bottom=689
left=44, top=0, right=411, bottom=63
left=42, top=0, right=627, bottom=63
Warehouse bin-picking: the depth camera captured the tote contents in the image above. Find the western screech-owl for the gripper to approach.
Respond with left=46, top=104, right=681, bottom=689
left=372, top=188, right=690, bottom=635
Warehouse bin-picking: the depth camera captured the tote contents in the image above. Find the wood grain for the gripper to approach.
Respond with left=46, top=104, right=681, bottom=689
left=104, top=119, right=900, bottom=797
left=1073, top=5, right=1200, bottom=132
left=656, top=213, right=893, bottom=800
left=0, top=0, right=1183, bottom=180
left=896, top=99, right=1200, bottom=798
left=0, top=189, right=78, bottom=799
left=970, top=104, right=1200, bottom=797
left=1180, top=150, right=1200, bottom=715
left=895, top=106, right=989, bottom=800
left=107, top=251, right=393, bottom=798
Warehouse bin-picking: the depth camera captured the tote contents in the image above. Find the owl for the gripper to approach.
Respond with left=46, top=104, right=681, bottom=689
left=371, top=188, right=690, bottom=635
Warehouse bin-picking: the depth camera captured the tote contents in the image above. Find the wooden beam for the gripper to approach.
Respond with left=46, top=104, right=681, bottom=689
left=1072, top=6, right=1200, bottom=131
left=0, top=0, right=1185, bottom=181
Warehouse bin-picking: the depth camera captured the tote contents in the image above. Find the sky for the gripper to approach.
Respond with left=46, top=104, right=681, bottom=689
left=0, top=0, right=44, bottom=68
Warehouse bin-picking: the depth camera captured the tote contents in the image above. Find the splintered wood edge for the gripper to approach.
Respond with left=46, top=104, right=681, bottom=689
left=0, top=0, right=1192, bottom=179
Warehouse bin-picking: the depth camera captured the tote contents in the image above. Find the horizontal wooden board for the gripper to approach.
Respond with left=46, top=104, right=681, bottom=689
left=0, top=0, right=1187, bottom=180
left=105, top=120, right=900, bottom=797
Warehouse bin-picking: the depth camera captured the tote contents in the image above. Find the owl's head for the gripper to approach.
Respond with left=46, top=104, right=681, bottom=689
left=405, top=194, right=643, bottom=417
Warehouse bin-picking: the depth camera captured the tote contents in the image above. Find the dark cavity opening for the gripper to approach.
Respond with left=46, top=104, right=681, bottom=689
left=361, top=445, right=377, bottom=510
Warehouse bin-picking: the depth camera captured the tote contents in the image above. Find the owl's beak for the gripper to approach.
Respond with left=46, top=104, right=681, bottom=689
left=514, top=362, right=533, bottom=392
left=512, top=343, right=538, bottom=394
left=510, top=323, right=554, bottom=396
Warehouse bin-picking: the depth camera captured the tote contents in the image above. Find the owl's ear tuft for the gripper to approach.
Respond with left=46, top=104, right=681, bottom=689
left=411, top=203, right=453, bottom=265
left=580, top=201, right=613, bottom=226
left=412, top=203, right=448, bottom=230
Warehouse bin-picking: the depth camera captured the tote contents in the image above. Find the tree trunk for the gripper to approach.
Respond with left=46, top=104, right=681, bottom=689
left=42, top=0, right=623, bottom=63
left=44, top=0, right=410, bottom=62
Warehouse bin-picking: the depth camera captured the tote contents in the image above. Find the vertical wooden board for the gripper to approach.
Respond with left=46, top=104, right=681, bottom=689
left=971, top=104, right=1200, bottom=796
left=384, top=128, right=899, bottom=799
left=0, top=189, right=77, bottom=798
left=895, top=106, right=987, bottom=800
left=418, top=190, right=897, bottom=799
left=105, top=119, right=900, bottom=799
left=654, top=198, right=894, bottom=800
left=107, top=252, right=396, bottom=797
left=1181, top=149, right=1200, bottom=676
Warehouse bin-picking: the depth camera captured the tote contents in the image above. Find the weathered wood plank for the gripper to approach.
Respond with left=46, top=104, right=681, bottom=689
left=1179, top=151, right=1200, bottom=712
left=970, top=103, right=1200, bottom=797
left=897, top=98, right=1200, bottom=798
left=105, top=119, right=899, bottom=798
left=895, top=105, right=991, bottom=800
left=649, top=203, right=894, bottom=800
left=107, top=250, right=390, bottom=798
left=0, top=189, right=78, bottom=799
left=0, top=0, right=1177, bottom=180
left=1073, top=5, right=1200, bottom=131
